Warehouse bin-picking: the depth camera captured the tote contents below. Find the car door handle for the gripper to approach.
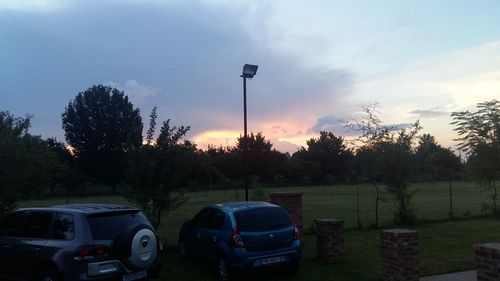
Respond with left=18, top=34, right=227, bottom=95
left=212, top=236, right=218, bottom=242
left=0, top=245, right=12, bottom=248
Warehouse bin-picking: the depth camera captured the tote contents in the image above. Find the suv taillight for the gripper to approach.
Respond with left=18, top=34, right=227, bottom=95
left=231, top=227, right=245, bottom=248
left=293, top=225, right=299, bottom=240
left=74, top=245, right=111, bottom=260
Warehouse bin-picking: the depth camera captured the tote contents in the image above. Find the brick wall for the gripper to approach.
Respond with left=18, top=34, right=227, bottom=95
left=380, top=229, right=419, bottom=281
left=474, top=243, right=500, bottom=281
left=314, top=218, right=344, bottom=263
left=269, top=192, right=303, bottom=240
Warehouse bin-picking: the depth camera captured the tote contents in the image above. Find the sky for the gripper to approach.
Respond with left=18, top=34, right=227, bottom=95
left=1, top=0, right=500, bottom=153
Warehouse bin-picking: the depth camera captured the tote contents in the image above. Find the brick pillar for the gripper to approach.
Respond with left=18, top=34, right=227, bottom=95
left=474, top=243, right=500, bottom=281
left=314, top=219, right=344, bottom=263
left=380, top=229, right=419, bottom=281
left=269, top=192, right=303, bottom=240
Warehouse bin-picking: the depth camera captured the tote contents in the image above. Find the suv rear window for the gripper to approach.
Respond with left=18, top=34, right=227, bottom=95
left=87, top=211, right=148, bottom=240
left=235, top=207, right=292, bottom=232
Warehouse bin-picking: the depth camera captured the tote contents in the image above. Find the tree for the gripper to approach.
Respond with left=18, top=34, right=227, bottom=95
left=233, top=132, right=288, bottom=183
left=354, top=146, right=383, bottom=227
left=415, top=134, right=462, bottom=181
left=124, top=108, right=193, bottom=229
left=295, top=131, right=353, bottom=183
left=0, top=112, right=60, bottom=215
left=62, top=85, right=143, bottom=188
left=346, top=103, right=421, bottom=224
left=44, top=138, right=87, bottom=197
left=451, top=100, right=500, bottom=214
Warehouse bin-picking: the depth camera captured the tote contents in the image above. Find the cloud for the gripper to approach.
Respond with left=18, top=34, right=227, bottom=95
left=311, top=115, right=350, bottom=135
left=106, top=80, right=161, bottom=105
left=0, top=0, right=68, bottom=12
left=271, top=139, right=299, bottom=154
left=271, top=125, right=287, bottom=135
left=384, top=123, right=415, bottom=130
left=409, top=108, right=447, bottom=118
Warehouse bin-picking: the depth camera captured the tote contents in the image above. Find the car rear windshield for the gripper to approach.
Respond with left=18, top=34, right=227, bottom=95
left=87, top=211, right=148, bottom=240
left=235, top=207, right=293, bottom=232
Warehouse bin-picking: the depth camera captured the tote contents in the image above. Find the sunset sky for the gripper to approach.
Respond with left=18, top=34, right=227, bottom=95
left=1, top=0, right=500, bottom=153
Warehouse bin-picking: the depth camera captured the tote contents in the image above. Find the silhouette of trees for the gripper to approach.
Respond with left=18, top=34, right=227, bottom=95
left=233, top=132, right=288, bottom=183
left=294, top=131, right=353, bottom=183
left=347, top=104, right=422, bottom=224
left=415, top=134, right=462, bottom=181
left=125, top=107, right=194, bottom=229
left=452, top=100, right=500, bottom=214
left=0, top=112, right=60, bottom=215
left=62, top=85, right=143, bottom=189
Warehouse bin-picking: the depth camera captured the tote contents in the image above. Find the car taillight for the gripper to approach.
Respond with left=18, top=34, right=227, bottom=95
left=293, top=225, right=299, bottom=240
left=74, top=245, right=111, bottom=260
left=231, top=227, right=245, bottom=248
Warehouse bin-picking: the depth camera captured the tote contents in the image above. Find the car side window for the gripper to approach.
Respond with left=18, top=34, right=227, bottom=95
left=53, top=212, right=75, bottom=240
left=0, top=212, right=27, bottom=237
left=20, top=212, right=53, bottom=239
left=206, top=209, right=225, bottom=230
left=192, top=208, right=211, bottom=228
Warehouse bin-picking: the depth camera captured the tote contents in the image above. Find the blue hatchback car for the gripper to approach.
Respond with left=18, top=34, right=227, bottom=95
left=178, top=201, right=301, bottom=281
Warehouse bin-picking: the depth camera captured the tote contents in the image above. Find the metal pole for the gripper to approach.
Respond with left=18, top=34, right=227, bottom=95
left=243, top=77, right=248, bottom=201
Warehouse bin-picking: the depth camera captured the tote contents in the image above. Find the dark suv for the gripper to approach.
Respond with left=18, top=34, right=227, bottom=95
left=0, top=204, right=162, bottom=281
left=179, top=201, right=301, bottom=281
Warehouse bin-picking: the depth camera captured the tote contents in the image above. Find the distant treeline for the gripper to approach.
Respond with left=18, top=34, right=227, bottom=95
left=1, top=85, right=498, bottom=226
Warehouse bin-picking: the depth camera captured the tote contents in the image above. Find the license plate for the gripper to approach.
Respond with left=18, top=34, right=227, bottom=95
left=123, top=270, right=147, bottom=281
left=262, top=256, right=285, bottom=265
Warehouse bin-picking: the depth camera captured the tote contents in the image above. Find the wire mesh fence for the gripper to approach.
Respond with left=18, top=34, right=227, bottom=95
left=20, top=181, right=496, bottom=246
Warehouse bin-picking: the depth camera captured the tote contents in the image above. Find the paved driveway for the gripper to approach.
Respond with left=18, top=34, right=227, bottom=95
left=420, top=270, right=476, bottom=281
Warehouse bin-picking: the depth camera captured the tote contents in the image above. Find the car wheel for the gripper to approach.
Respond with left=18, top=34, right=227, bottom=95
left=216, top=258, right=231, bottom=281
left=36, top=269, right=60, bottom=281
left=178, top=239, right=188, bottom=258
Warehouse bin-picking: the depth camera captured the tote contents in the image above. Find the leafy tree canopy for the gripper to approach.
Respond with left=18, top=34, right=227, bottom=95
left=0, top=112, right=60, bottom=214
left=61, top=85, right=143, bottom=185
left=125, top=107, right=194, bottom=229
left=62, top=84, right=143, bottom=154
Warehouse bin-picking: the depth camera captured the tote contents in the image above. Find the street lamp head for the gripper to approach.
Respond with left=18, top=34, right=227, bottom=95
left=241, top=64, right=258, bottom=78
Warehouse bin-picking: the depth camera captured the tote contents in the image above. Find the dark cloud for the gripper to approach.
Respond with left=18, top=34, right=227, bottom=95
left=311, top=115, right=350, bottom=135
left=0, top=1, right=354, bottom=141
left=409, top=108, right=448, bottom=118
left=271, top=125, right=287, bottom=135
left=384, top=123, right=415, bottom=130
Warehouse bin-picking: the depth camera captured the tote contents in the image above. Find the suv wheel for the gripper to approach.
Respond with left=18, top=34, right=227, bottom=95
left=36, top=269, right=60, bottom=281
left=216, top=258, right=231, bottom=281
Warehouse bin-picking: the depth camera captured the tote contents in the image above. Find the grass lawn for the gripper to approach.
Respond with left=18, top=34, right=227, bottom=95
left=157, top=217, right=499, bottom=281
left=21, top=181, right=493, bottom=245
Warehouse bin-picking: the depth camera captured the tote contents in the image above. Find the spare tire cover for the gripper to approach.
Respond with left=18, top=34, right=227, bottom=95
left=114, top=224, right=158, bottom=270
left=128, top=228, right=158, bottom=269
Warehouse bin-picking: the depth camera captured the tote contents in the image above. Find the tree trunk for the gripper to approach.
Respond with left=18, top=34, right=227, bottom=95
left=356, top=183, right=361, bottom=228
left=493, top=181, right=497, bottom=215
left=448, top=178, right=453, bottom=217
left=373, top=180, right=380, bottom=229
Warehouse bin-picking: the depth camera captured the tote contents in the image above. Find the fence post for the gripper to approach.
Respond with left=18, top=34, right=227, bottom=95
left=314, top=219, right=345, bottom=263
left=380, top=229, right=419, bottom=281
left=474, top=243, right=500, bottom=281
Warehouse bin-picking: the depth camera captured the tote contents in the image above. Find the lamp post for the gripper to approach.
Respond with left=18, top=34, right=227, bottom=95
left=241, top=64, right=258, bottom=201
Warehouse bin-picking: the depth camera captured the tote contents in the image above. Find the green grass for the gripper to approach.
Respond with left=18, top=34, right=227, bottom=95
left=20, top=181, right=493, bottom=245
left=157, top=217, right=500, bottom=281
